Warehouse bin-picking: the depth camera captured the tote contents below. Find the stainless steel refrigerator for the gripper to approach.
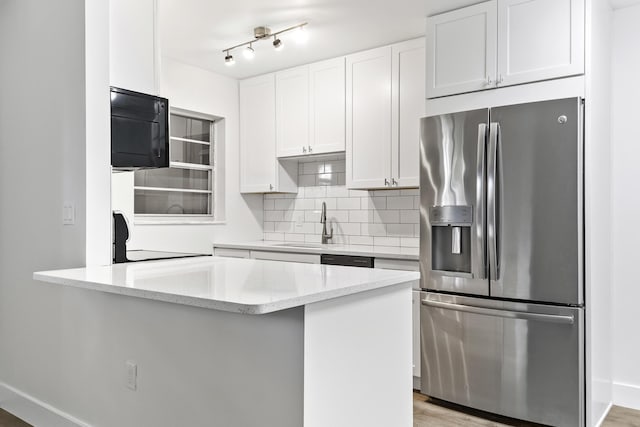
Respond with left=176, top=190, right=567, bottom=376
left=419, top=97, right=584, bottom=427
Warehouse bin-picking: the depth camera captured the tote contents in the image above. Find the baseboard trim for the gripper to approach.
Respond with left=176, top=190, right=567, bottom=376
left=613, top=381, right=640, bottom=410
left=0, top=382, right=90, bottom=427
left=593, top=401, right=613, bottom=427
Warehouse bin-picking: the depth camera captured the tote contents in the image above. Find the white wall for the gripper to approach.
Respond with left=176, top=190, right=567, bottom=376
left=0, top=0, right=88, bottom=419
left=611, top=3, right=640, bottom=411
left=86, top=0, right=113, bottom=267
left=584, top=0, right=613, bottom=423
left=127, top=58, right=263, bottom=254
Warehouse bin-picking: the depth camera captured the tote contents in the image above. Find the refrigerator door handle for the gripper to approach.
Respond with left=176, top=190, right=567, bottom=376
left=474, top=123, right=488, bottom=279
left=487, top=122, right=501, bottom=280
left=421, top=299, right=575, bottom=325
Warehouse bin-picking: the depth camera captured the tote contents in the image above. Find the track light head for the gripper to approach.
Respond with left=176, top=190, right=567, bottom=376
left=243, top=44, right=255, bottom=59
left=273, top=37, right=283, bottom=51
left=294, top=25, right=308, bottom=44
left=224, top=52, right=235, bottom=65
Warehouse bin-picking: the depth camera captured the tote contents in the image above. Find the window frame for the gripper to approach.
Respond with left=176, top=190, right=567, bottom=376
left=133, top=107, right=225, bottom=225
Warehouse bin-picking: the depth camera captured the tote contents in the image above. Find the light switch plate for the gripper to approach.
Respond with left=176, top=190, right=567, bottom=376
left=63, top=202, right=75, bottom=225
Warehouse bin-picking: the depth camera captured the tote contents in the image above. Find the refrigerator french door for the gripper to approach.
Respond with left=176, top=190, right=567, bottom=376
left=419, top=98, right=584, bottom=427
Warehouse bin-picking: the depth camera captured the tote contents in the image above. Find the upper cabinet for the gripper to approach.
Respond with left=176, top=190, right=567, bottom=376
left=309, top=57, right=346, bottom=155
left=426, top=1, right=497, bottom=99
left=392, top=38, right=425, bottom=188
left=426, top=0, right=584, bottom=98
left=276, top=58, right=346, bottom=158
left=276, top=66, right=310, bottom=157
left=346, top=38, right=425, bottom=190
left=110, top=0, right=159, bottom=95
left=240, top=74, right=298, bottom=194
left=346, top=46, right=393, bottom=189
left=497, top=0, right=584, bottom=87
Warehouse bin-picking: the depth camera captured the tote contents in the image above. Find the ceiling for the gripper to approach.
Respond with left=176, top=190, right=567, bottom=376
left=158, top=0, right=480, bottom=79
left=159, top=0, right=640, bottom=80
left=610, top=0, right=640, bottom=8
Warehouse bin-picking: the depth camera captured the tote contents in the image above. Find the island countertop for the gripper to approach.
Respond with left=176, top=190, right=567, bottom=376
left=34, top=256, right=420, bottom=314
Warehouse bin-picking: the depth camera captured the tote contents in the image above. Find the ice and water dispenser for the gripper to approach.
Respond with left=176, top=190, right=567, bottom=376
left=429, top=206, right=473, bottom=274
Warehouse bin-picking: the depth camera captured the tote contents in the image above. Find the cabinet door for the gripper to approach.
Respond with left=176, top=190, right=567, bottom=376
left=109, top=0, right=157, bottom=94
left=346, top=46, right=393, bottom=189
left=309, top=57, right=346, bottom=155
left=497, top=0, right=584, bottom=87
left=412, top=290, right=421, bottom=379
left=392, top=38, right=425, bottom=188
left=426, top=0, right=497, bottom=98
left=240, top=74, right=277, bottom=193
left=276, top=66, right=309, bottom=158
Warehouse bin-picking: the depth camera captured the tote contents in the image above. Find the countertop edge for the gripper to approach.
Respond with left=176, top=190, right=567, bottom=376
left=33, top=269, right=420, bottom=315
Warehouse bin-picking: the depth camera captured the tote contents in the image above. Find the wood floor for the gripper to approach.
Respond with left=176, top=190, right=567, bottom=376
left=412, top=392, right=640, bottom=427
left=1, top=396, right=639, bottom=426
left=0, top=409, right=30, bottom=427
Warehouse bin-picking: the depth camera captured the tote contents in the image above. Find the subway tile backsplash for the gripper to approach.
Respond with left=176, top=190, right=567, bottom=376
left=263, top=156, right=419, bottom=248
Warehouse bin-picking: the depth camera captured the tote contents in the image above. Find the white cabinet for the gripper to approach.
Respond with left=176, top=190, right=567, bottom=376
left=276, top=66, right=310, bottom=157
left=240, top=74, right=297, bottom=194
left=309, top=57, right=346, bottom=155
left=276, top=58, right=346, bottom=158
left=392, top=39, right=425, bottom=188
left=426, top=1, right=497, bottom=99
left=109, top=0, right=158, bottom=94
left=250, top=251, right=321, bottom=264
left=374, top=258, right=421, bottom=381
left=346, top=46, right=392, bottom=189
left=497, top=0, right=584, bottom=87
left=347, top=39, right=425, bottom=189
left=426, top=0, right=584, bottom=98
left=213, top=248, right=251, bottom=258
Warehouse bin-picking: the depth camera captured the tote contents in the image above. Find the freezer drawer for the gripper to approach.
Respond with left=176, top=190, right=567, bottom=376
left=420, top=292, right=584, bottom=427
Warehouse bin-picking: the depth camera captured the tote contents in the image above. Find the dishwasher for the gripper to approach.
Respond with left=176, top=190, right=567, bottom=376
left=320, top=254, right=374, bottom=268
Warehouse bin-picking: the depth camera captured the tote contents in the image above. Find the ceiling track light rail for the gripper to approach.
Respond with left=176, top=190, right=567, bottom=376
left=222, top=22, right=308, bottom=65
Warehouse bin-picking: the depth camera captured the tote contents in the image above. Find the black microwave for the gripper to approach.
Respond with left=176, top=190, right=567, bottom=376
left=111, top=87, right=169, bottom=170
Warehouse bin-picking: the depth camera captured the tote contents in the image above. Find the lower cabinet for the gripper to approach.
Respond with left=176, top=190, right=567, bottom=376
left=213, top=247, right=320, bottom=264
left=213, top=247, right=421, bottom=385
left=375, top=258, right=421, bottom=387
left=250, top=250, right=321, bottom=264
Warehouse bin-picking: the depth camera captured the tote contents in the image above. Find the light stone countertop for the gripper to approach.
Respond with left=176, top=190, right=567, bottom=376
left=34, top=256, right=420, bottom=315
left=213, top=240, right=420, bottom=261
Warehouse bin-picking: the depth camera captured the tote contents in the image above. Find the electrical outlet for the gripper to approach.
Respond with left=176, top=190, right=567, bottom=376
left=126, top=360, right=137, bottom=391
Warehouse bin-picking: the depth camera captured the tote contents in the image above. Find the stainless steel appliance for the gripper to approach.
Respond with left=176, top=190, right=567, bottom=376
left=419, top=98, right=584, bottom=426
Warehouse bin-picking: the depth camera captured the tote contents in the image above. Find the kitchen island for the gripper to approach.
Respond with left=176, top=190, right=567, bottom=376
left=34, top=256, right=419, bottom=427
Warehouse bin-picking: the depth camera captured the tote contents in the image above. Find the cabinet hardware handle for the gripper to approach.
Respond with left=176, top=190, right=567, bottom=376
left=486, top=76, right=493, bottom=86
left=269, top=184, right=274, bottom=191
left=308, top=145, right=312, bottom=153
left=384, top=178, right=390, bottom=186
left=497, top=75, right=504, bottom=85
left=392, top=178, right=398, bottom=186
left=302, top=146, right=307, bottom=153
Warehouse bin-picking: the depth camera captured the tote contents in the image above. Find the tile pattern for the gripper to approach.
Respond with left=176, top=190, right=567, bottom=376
left=264, top=158, right=420, bottom=248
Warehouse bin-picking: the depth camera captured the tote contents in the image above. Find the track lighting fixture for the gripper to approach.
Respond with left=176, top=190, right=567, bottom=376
left=273, top=36, right=283, bottom=51
left=243, top=44, right=255, bottom=59
left=224, top=51, right=234, bottom=66
left=222, top=22, right=307, bottom=64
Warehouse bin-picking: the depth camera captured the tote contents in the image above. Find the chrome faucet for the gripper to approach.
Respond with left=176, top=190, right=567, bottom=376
left=320, top=201, right=333, bottom=244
